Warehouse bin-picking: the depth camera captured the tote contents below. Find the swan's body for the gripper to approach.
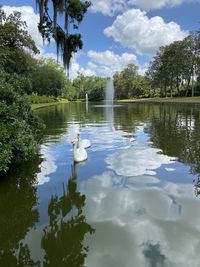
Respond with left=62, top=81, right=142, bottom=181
left=77, top=133, right=91, bottom=149
left=72, top=139, right=87, bottom=162
left=80, top=139, right=91, bottom=149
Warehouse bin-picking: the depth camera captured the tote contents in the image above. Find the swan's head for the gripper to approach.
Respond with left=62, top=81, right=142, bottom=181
left=71, top=140, right=76, bottom=146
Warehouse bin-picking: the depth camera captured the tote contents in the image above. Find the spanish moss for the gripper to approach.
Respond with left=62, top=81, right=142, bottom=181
left=36, top=0, right=91, bottom=75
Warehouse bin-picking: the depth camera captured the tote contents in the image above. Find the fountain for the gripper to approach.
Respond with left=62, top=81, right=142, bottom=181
left=85, top=93, right=88, bottom=112
left=93, top=76, right=119, bottom=109
left=105, top=77, right=114, bottom=105
left=85, top=93, right=88, bottom=102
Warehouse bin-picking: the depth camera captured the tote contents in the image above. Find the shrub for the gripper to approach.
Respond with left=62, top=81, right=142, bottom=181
left=27, top=93, right=57, bottom=104
left=0, top=80, right=44, bottom=172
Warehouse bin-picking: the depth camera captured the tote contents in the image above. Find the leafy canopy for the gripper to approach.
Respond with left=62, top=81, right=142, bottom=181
left=0, top=9, right=39, bottom=53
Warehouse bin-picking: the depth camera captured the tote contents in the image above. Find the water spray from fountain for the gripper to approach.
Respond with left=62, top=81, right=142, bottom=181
left=105, top=77, right=114, bottom=105
left=85, top=93, right=88, bottom=112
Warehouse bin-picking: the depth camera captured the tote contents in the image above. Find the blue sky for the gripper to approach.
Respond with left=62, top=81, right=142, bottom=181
left=1, top=0, right=200, bottom=78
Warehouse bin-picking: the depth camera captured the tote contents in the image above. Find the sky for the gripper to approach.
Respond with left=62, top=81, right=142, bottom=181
left=1, top=0, right=200, bottom=79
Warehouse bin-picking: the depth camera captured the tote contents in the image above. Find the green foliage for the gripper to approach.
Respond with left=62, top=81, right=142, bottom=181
left=0, top=69, right=33, bottom=95
left=0, top=46, right=37, bottom=75
left=73, top=73, right=106, bottom=101
left=28, top=93, right=57, bottom=104
left=0, top=9, right=39, bottom=53
left=0, top=10, right=45, bottom=173
left=114, top=64, right=150, bottom=99
left=0, top=80, right=44, bottom=172
left=36, top=0, right=91, bottom=74
left=0, top=9, right=38, bottom=77
left=32, top=58, right=70, bottom=97
left=147, top=31, right=200, bottom=97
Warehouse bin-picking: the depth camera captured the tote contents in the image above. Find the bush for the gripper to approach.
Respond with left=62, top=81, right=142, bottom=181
left=27, top=93, right=57, bottom=104
left=0, top=80, right=44, bottom=172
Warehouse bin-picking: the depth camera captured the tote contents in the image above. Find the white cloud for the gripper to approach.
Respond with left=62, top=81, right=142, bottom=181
left=104, top=9, right=188, bottom=55
left=128, top=0, right=183, bottom=10
left=3, top=5, right=43, bottom=47
left=88, top=50, right=138, bottom=76
left=90, top=0, right=126, bottom=16
left=128, top=0, right=200, bottom=11
left=69, top=56, right=97, bottom=79
left=90, top=0, right=200, bottom=15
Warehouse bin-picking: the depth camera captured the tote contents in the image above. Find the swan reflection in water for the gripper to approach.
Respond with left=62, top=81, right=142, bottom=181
left=41, top=163, right=95, bottom=267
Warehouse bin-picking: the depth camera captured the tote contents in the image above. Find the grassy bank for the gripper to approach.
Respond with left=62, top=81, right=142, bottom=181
left=31, top=99, right=68, bottom=110
left=117, top=97, right=200, bottom=105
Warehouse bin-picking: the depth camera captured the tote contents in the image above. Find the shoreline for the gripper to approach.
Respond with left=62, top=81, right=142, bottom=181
left=116, top=97, right=200, bottom=106
left=31, top=99, right=68, bottom=110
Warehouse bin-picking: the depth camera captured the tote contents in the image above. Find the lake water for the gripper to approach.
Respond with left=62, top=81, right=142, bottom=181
left=1, top=102, right=200, bottom=267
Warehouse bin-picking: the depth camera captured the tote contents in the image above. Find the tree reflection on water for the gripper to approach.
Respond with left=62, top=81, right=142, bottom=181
left=41, top=163, right=95, bottom=267
left=0, top=157, right=41, bottom=267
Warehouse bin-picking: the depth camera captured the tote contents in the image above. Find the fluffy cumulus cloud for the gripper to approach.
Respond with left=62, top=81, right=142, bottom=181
left=3, top=5, right=43, bottom=47
left=90, top=0, right=126, bottom=16
left=87, top=50, right=138, bottom=76
left=90, top=0, right=200, bottom=15
left=104, top=9, right=188, bottom=55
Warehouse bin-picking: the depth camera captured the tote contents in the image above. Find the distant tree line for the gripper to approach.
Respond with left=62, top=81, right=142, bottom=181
left=146, top=31, right=200, bottom=97
left=113, top=64, right=150, bottom=99
left=113, top=31, right=200, bottom=99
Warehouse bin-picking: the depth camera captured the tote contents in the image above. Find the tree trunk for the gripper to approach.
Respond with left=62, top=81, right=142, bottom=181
left=191, top=72, right=194, bottom=97
left=176, top=76, right=180, bottom=96
left=170, top=79, right=173, bottom=97
left=185, top=76, right=191, bottom=97
left=164, top=84, right=167, bottom=98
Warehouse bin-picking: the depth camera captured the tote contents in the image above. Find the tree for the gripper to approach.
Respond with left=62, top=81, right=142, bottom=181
left=113, top=64, right=149, bottom=99
left=0, top=9, right=39, bottom=52
left=36, top=0, right=91, bottom=75
left=32, top=58, right=70, bottom=97
left=183, top=32, right=200, bottom=96
left=147, top=31, right=200, bottom=98
left=0, top=10, right=44, bottom=173
left=73, top=74, right=106, bottom=101
left=0, top=9, right=39, bottom=75
left=0, top=75, right=44, bottom=172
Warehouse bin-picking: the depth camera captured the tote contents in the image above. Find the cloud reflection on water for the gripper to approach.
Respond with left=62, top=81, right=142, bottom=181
left=80, top=171, right=200, bottom=267
left=36, top=145, right=57, bottom=185
left=106, top=127, right=176, bottom=177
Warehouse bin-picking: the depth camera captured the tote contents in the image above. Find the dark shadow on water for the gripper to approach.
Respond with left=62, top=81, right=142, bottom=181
left=0, top=156, right=42, bottom=267
left=143, top=242, right=167, bottom=267
left=41, top=163, right=95, bottom=267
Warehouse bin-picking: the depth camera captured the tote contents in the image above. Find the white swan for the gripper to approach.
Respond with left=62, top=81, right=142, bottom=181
left=71, top=138, right=88, bottom=162
left=77, top=133, right=91, bottom=149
